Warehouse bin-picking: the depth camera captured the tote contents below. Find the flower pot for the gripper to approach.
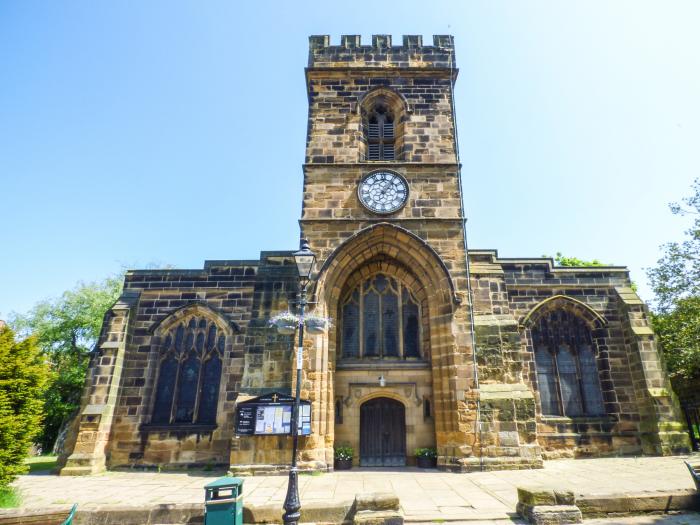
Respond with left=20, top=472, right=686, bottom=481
left=334, top=458, right=353, bottom=470
left=416, top=456, right=437, bottom=469
left=305, top=318, right=327, bottom=334
left=273, top=319, right=297, bottom=335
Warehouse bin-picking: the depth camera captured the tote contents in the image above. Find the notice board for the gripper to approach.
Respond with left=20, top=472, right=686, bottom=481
left=235, top=392, right=311, bottom=436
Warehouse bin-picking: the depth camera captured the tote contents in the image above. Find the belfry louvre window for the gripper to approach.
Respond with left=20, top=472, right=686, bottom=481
left=366, top=103, right=395, bottom=161
left=340, top=274, right=421, bottom=359
left=151, top=317, right=224, bottom=425
left=531, top=310, right=605, bottom=417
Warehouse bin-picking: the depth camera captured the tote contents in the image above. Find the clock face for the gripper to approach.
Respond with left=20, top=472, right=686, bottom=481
left=358, top=171, right=408, bottom=214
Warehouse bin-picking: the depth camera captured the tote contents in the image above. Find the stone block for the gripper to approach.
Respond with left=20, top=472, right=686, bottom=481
left=517, top=486, right=557, bottom=506
left=519, top=504, right=582, bottom=525
left=355, top=492, right=400, bottom=511
left=353, top=510, right=404, bottom=525
left=576, top=490, right=700, bottom=515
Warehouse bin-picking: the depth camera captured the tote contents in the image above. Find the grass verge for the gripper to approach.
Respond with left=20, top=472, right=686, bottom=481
left=0, top=486, right=21, bottom=508
left=25, top=455, right=58, bottom=473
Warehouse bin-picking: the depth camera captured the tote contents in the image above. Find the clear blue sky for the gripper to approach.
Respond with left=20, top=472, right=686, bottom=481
left=1, top=1, right=699, bottom=316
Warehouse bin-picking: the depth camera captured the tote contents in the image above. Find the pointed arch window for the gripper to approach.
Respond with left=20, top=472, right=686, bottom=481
left=365, top=101, right=395, bottom=160
left=151, top=316, right=224, bottom=426
left=340, top=274, right=421, bottom=360
left=531, top=310, right=605, bottom=417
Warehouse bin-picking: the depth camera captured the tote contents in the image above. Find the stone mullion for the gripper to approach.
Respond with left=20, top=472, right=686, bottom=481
left=191, top=344, right=206, bottom=424
left=359, top=286, right=364, bottom=358
left=548, top=325, right=565, bottom=417
left=398, top=286, right=404, bottom=359
left=169, top=354, right=185, bottom=423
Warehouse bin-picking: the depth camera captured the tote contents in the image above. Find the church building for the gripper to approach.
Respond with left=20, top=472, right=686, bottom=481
left=59, top=34, right=690, bottom=475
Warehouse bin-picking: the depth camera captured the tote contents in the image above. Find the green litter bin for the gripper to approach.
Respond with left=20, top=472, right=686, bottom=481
left=204, top=476, right=244, bottom=525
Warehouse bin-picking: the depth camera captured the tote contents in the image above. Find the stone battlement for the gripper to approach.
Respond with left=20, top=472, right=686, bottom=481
left=308, top=34, right=455, bottom=69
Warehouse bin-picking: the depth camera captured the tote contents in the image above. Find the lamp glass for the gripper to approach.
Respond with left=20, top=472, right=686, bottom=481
left=294, top=255, right=315, bottom=279
left=293, top=240, right=316, bottom=280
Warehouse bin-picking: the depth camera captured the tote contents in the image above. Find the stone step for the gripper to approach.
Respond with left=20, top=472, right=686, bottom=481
left=407, top=521, right=525, bottom=525
left=405, top=514, right=522, bottom=524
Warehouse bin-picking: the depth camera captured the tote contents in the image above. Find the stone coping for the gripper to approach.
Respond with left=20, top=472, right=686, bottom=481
left=0, top=492, right=405, bottom=525
left=516, top=486, right=700, bottom=525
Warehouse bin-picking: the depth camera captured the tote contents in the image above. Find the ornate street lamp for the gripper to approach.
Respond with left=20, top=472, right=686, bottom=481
left=282, top=239, right=316, bottom=525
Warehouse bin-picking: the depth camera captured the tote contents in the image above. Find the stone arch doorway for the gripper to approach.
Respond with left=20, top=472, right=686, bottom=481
left=360, top=397, right=406, bottom=467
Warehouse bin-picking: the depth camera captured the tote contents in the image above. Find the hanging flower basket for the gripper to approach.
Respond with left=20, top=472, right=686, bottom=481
left=269, top=312, right=299, bottom=335
left=304, top=315, right=332, bottom=334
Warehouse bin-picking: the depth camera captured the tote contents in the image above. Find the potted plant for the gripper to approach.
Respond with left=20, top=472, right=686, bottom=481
left=414, top=447, right=437, bottom=468
left=269, top=312, right=299, bottom=335
left=334, top=446, right=354, bottom=470
left=304, top=314, right=332, bottom=334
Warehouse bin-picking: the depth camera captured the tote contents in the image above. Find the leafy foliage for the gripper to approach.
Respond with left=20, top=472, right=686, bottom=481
left=650, top=297, right=700, bottom=379
left=0, top=326, right=50, bottom=487
left=548, top=252, right=606, bottom=267
left=647, top=179, right=700, bottom=379
left=9, top=274, right=123, bottom=451
left=334, top=445, right=354, bottom=460
left=414, top=447, right=437, bottom=458
left=648, top=178, right=700, bottom=313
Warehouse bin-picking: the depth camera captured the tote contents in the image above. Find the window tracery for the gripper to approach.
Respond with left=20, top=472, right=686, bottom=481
left=340, top=273, right=421, bottom=360
left=151, top=316, right=224, bottom=426
left=531, top=310, right=605, bottom=417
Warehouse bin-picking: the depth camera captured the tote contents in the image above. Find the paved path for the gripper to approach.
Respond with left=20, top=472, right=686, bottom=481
left=585, top=514, right=700, bottom=525
left=12, top=456, right=698, bottom=522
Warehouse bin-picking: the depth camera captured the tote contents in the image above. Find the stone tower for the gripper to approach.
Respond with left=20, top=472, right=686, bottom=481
left=296, top=34, right=542, bottom=470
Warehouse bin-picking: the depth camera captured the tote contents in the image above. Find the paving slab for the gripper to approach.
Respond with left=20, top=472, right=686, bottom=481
left=584, top=513, right=700, bottom=525
left=10, top=456, right=699, bottom=522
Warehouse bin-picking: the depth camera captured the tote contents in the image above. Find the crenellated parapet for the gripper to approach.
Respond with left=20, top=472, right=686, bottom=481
left=308, top=34, right=456, bottom=69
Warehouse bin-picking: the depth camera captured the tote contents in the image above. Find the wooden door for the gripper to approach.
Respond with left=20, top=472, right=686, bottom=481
left=360, top=397, right=406, bottom=466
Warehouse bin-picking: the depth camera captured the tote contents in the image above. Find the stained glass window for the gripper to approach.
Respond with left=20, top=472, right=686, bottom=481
left=152, top=315, right=225, bottom=426
left=579, top=345, right=605, bottom=415
left=535, top=347, right=560, bottom=416
left=363, top=290, right=380, bottom=357
left=557, top=346, right=583, bottom=416
left=197, top=354, right=221, bottom=424
left=402, top=288, right=420, bottom=358
left=340, top=273, right=422, bottom=360
left=152, top=356, right=177, bottom=424
left=342, top=291, right=360, bottom=358
left=531, top=309, right=605, bottom=417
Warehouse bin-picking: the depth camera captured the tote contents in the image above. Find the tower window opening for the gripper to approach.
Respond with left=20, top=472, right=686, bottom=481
left=366, top=102, right=395, bottom=161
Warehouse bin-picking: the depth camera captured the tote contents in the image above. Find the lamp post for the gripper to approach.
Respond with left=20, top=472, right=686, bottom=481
left=282, top=239, right=316, bottom=525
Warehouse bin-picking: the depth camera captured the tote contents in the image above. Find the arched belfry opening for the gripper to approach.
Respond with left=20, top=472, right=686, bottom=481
left=359, top=87, right=408, bottom=162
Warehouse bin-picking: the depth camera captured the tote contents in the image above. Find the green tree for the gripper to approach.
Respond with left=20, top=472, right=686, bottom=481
left=650, top=297, right=700, bottom=379
left=10, top=274, right=123, bottom=451
left=548, top=252, right=606, bottom=267
left=0, top=325, right=50, bottom=487
left=647, top=178, right=700, bottom=379
left=648, top=178, right=700, bottom=313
